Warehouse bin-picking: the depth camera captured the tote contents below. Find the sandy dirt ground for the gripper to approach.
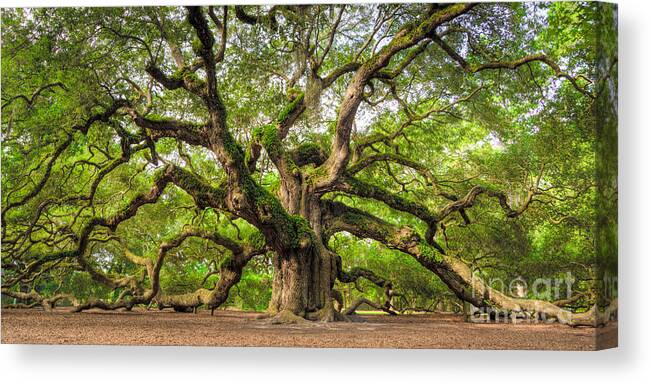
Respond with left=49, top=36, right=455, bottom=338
left=1, top=308, right=617, bottom=350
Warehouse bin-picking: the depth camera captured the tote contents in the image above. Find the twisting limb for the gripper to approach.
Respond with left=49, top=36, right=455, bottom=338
left=186, top=6, right=227, bottom=122
left=147, top=8, right=185, bottom=67
left=351, top=84, right=483, bottom=163
left=2, top=82, right=68, bottom=109
left=343, top=298, right=397, bottom=316
left=99, top=24, right=155, bottom=63
left=207, top=6, right=228, bottom=63
left=72, top=99, right=130, bottom=134
left=3, top=164, right=228, bottom=289
left=437, top=183, right=540, bottom=221
left=4, top=125, right=162, bottom=256
left=125, top=108, right=210, bottom=148
left=26, top=168, right=239, bottom=313
left=313, top=5, right=345, bottom=71
left=1, top=289, right=77, bottom=311
left=347, top=152, right=434, bottom=178
left=233, top=5, right=279, bottom=30
left=338, top=266, right=392, bottom=289
left=322, top=200, right=616, bottom=326
left=317, top=4, right=476, bottom=190
left=337, top=264, right=398, bottom=316
left=2, top=98, right=142, bottom=238
left=335, top=176, right=443, bottom=249
left=2, top=135, right=73, bottom=219
left=247, top=91, right=305, bottom=182
left=73, top=226, right=266, bottom=313
left=75, top=245, right=141, bottom=294
left=2, top=167, right=174, bottom=288
left=431, top=33, right=594, bottom=98
left=152, top=233, right=268, bottom=313
left=144, top=64, right=184, bottom=90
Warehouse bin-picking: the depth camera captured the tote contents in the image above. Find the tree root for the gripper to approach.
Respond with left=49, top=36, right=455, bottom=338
left=269, top=309, right=311, bottom=325
left=312, top=299, right=350, bottom=322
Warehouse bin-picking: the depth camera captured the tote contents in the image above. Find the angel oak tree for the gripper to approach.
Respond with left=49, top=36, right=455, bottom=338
left=1, top=3, right=617, bottom=325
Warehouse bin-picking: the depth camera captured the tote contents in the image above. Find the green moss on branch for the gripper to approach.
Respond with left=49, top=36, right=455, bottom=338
left=277, top=91, right=304, bottom=124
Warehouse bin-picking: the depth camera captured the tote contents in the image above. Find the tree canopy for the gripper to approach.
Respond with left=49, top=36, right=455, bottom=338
left=1, top=3, right=617, bottom=325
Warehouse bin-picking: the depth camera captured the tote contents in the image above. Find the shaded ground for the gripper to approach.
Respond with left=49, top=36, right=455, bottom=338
left=1, top=308, right=617, bottom=350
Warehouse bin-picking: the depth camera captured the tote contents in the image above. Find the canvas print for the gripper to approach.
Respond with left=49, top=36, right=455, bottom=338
left=0, top=2, right=617, bottom=350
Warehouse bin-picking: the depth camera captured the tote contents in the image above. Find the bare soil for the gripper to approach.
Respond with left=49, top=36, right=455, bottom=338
left=1, top=308, right=617, bottom=350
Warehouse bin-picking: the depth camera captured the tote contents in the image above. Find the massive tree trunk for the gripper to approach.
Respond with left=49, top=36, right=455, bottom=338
left=267, top=246, right=332, bottom=317
left=268, top=184, right=338, bottom=320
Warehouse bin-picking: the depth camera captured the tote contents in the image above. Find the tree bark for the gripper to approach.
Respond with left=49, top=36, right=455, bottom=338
left=268, top=185, right=336, bottom=319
